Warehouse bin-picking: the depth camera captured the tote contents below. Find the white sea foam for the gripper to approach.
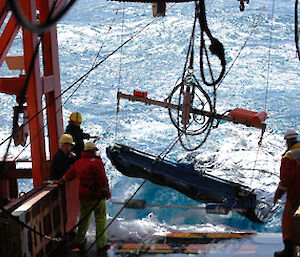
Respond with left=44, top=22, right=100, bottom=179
left=0, top=0, right=298, bottom=239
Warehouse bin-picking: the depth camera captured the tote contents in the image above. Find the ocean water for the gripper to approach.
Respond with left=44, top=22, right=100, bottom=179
left=0, top=0, right=299, bottom=243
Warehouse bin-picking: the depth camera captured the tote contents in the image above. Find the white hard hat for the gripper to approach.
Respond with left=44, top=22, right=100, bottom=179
left=284, top=128, right=298, bottom=140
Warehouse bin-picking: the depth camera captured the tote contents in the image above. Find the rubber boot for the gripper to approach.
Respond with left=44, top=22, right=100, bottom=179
left=274, top=240, right=294, bottom=257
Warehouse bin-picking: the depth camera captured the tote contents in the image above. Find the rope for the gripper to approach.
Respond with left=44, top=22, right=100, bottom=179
left=0, top=8, right=120, bottom=247
left=86, top=134, right=181, bottom=253
left=115, top=4, right=125, bottom=142
left=216, top=8, right=266, bottom=91
left=0, top=5, right=170, bottom=162
left=3, top=9, right=120, bottom=163
left=296, top=0, right=300, bottom=60
left=1, top=0, right=59, bottom=174
left=111, top=200, right=206, bottom=210
left=264, top=0, right=275, bottom=112
left=0, top=205, right=62, bottom=242
left=7, top=0, right=77, bottom=34
left=250, top=0, right=275, bottom=188
left=0, top=4, right=177, bottom=252
left=196, top=0, right=226, bottom=87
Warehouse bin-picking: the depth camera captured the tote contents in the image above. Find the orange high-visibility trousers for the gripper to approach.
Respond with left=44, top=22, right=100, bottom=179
left=282, top=199, right=300, bottom=241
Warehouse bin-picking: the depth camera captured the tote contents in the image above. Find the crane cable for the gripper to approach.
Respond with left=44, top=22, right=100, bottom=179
left=115, top=3, right=125, bottom=142
left=0, top=3, right=176, bottom=247
left=196, top=0, right=226, bottom=87
left=296, top=0, right=300, bottom=60
left=0, top=7, right=120, bottom=244
left=0, top=5, right=173, bottom=159
left=86, top=135, right=181, bottom=254
left=0, top=0, right=59, bottom=173
left=8, top=9, right=121, bottom=163
left=250, top=0, right=275, bottom=188
left=6, top=0, right=77, bottom=34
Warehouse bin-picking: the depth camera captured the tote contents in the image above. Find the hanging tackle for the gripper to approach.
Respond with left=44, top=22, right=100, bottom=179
left=117, top=91, right=267, bottom=139
left=116, top=1, right=266, bottom=151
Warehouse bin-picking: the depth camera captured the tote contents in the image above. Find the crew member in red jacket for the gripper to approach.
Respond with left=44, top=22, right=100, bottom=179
left=64, top=141, right=111, bottom=252
left=274, top=128, right=300, bottom=257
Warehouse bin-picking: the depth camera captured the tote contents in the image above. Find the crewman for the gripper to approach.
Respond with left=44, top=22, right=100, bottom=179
left=274, top=128, right=300, bottom=257
left=65, top=112, right=91, bottom=159
left=50, top=134, right=76, bottom=180
left=63, top=141, right=111, bottom=253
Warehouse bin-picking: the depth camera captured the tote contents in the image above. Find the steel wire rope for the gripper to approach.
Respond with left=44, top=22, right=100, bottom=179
left=194, top=6, right=272, bottom=193
left=0, top=6, right=172, bottom=151
left=170, top=7, right=215, bottom=150
left=0, top=205, right=61, bottom=242
left=196, top=0, right=226, bottom=87
left=205, top=6, right=268, bottom=192
left=0, top=0, right=59, bottom=172
left=250, top=0, right=275, bottom=189
left=215, top=8, right=266, bottom=91
left=296, top=0, right=299, bottom=60
left=86, top=135, right=181, bottom=253
left=6, top=0, right=77, bottom=34
left=0, top=3, right=176, bottom=248
left=196, top=9, right=266, bottom=123
left=10, top=10, right=121, bottom=162
left=0, top=7, right=120, bottom=245
left=172, top=2, right=266, bottom=150
left=0, top=1, right=68, bottom=243
left=115, top=3, right=125, bottom=142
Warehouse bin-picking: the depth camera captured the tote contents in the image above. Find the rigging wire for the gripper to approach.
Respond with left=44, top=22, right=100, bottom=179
left=86, top=135, right=181, bottom=254
left=0, top=204, right=62, bottom=242
left=0, top=5, right=170, bottom=153
left=296, top=0, right=300, bottom=60
left=264, top=0, right=275, bottom=112
left=115, top=4, right=125, bottom=142
left=196, top=0, right=226, bottom=87
left=5, top=9, right=121, bottom=162
left=0, top=5, right=176, bottom=247
left=0, top=9, right=121, bottom=246
left=169, top=3, right=216, bottom=151
left=0, top=0, right=59, bottom=173
left=250, top=0, right=276, bottom=188
left=215, top=9, right=266, bottom=91
left=6, top=0, right=77, bottom=34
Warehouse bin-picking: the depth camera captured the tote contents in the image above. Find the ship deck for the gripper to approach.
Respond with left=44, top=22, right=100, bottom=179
left=65, top=232, right=284, bottom=257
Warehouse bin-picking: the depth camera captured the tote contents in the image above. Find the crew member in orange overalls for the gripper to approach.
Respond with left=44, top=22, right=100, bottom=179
left=274, top=128, right=300, bottom=257
left=64, top=142, right=111, bottom=253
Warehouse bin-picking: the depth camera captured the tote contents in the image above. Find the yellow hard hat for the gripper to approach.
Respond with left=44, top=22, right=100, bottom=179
left=84, top=142, right=98, bottom=151
left=69, top=112, right=83, bottom=123
left=59, top=134, right=75, bottom=145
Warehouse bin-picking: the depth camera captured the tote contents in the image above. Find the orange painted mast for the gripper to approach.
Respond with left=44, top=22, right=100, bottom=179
left=0, top=0, right=63, bottom=187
